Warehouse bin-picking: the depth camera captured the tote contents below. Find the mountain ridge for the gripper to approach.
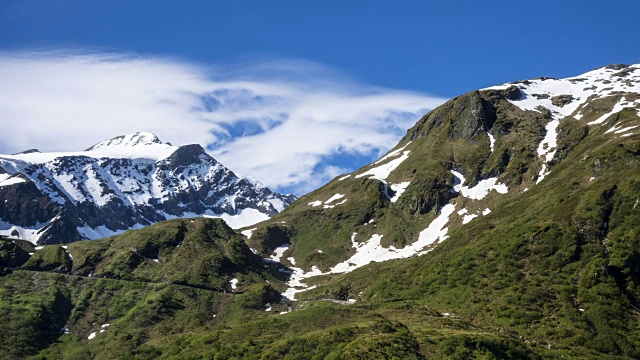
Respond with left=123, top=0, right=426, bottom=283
left=0, top=132, right=296, bottom=244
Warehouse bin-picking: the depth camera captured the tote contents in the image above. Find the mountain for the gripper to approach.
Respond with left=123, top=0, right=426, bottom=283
left=246, top=63, right=640, bottom=300
left=1, top=63, right=639, bottom=359
left=0, top=132, right=295, bottom=245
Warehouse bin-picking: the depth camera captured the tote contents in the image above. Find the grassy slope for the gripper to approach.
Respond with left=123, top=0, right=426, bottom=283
left=300, top=104, right=640, bottom=358
left=246, top=88, right=549, bottom=272
left=0, top=218, right=289, bottom=360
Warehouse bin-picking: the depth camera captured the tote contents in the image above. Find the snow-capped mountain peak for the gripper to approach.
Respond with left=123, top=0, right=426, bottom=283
left=0, top=133, right=296, bottom=244
left=3, top=132, right=178, bottom=164
left=85, top=132, right=165, bottom=151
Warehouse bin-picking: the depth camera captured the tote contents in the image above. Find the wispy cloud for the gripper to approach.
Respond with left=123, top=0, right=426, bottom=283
left=0, top=50, right=446, bottom=194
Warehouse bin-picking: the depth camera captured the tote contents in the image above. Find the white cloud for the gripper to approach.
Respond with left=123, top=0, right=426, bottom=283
left=0, top=50, right=446, bottom=195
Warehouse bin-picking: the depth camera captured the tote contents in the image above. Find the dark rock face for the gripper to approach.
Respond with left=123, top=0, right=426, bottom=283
left=605, top=64, right=629, bottom=70
left=551, top=94, right=574, bottom=107
left=503, top=85, right=522, bottom=101
left=0, top=140, right=296, bottom=245
left=164, top=144, right=209, bottom=167
left=406, top=91, right=496, bottom=144
left=12, top=149, right=40, bottom=155
left=404, top=176, right=455, bottom=215
left=0, top=181, right=61, bottom=227
left=259, top=225, right=291, bottom=250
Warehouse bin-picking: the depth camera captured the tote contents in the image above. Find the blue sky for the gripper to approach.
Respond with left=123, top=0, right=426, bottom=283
left=1, top=0, right=639, bottom=194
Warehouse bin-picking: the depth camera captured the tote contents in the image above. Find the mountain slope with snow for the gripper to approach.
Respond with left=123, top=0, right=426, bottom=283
left=0, top=132, right=295, bottom=244
left=246, top=63, right=640, bottom=299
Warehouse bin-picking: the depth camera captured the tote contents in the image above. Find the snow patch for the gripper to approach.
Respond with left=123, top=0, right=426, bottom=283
left=462, top=214, right=478, bottom=224
left=389, top=181, right=411, bottom=203
left=374, top=142, right=412, bottom=165
left=308, top=200, right=322, bottom=207
left=324, top=193, right=345, bottom=204
left=213, top=208, right=271, bottom=229
left=0, top=173, right=26, bottom=187
left=536, top=119, right=560, bottom=184
left=488, top=133, right=496, bottom=152
left=588, top=97, right=637, bottom=125
left=451, top=171, right=508, bottom=200
left=605, top=124, right=638, bottom=135
left=323, top=198, right=347, bottom=209
left=270, top=244, right=289, bottom=262
left=282, top=265, right=323, bottom=300
left=356, top=150, right=411, bottom=181
left=241, top=228, right=257, bottom=239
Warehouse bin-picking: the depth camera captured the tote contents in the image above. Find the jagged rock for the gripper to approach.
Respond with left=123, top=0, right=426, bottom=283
left=551, top=94, right=574, bottom=107
left=12, top=149, right=40, bottom=155
left=503, top=85, right=522, bottom=100
left=407, top=91, right=495, bottom=144
left=605, top=64, right=629, bottom=70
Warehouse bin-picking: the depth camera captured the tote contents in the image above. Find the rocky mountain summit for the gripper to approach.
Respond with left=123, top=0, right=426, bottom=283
left=0, top=132, right=295, bottom=244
